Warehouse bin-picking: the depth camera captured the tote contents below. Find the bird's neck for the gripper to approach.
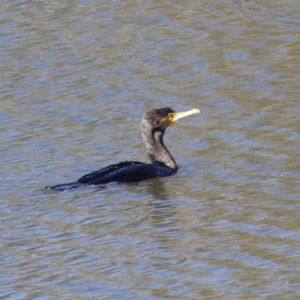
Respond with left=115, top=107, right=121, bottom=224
left=142, top=129, right=178, bottom=172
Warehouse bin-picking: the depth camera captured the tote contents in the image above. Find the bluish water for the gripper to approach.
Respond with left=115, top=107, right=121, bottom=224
left=1, top=0, right=300, bottom=299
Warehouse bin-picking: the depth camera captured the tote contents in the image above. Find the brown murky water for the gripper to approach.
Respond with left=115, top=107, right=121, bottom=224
left=1, top=0, right=300, bottom=299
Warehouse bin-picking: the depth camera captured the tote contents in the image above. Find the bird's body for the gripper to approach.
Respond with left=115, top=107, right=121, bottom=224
left=45, top=107, right=199, bottom=191
left=78, top=161, right=174, bottom=184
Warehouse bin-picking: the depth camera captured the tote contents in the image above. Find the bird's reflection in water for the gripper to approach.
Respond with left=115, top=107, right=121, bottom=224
left=145, top=180, right=182, bottom=249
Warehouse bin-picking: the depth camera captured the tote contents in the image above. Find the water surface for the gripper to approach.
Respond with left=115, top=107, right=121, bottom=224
left=1, top=0, right=300, bottom=299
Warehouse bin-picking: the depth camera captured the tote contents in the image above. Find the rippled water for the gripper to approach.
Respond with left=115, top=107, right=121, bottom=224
left=1, top=0, right=300, bottom=299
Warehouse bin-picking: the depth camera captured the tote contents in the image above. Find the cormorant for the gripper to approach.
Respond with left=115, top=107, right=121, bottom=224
left=45, top=107, right=200, bottom=191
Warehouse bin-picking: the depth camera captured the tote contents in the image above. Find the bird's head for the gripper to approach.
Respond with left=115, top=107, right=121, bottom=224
left=142, top=107, right=200, bottom=133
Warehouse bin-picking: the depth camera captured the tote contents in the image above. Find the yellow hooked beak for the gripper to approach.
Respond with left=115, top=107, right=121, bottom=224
left=166, top=108, right=200, bottom=126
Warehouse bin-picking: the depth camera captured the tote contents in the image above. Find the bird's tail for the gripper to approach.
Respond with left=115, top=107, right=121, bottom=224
left=43, top=182, right=83, bottom=191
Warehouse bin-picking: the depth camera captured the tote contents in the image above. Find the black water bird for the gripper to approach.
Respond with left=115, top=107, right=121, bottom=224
left=45, top=107, right=200, bottom=191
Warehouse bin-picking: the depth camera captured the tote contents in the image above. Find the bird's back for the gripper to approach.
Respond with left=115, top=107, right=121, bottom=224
left=45, top=161, right=174, bottom=191
left=78, top=161, right=173, bottom=185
